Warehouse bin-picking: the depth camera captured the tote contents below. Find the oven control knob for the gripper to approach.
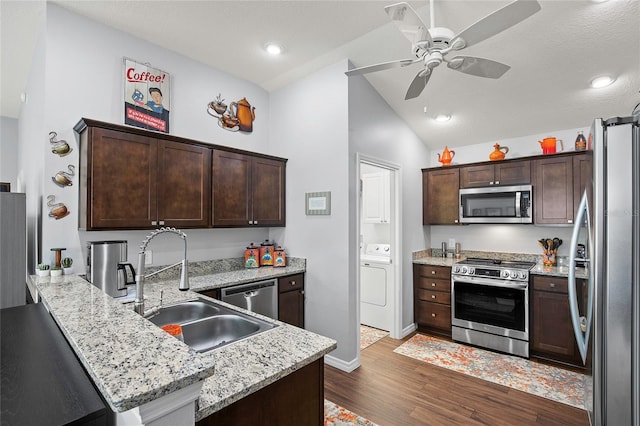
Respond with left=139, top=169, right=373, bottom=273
left=469, top=267, right=475, bottom=274
left=461, top=267, right=468, bottom=274
left=519, top=271, right=527, bottom=279
left=453, top=266, right=460, bottom=273
left=502, top=270, right=509, bottom=278
left=510, top=271, right=518, bottom=278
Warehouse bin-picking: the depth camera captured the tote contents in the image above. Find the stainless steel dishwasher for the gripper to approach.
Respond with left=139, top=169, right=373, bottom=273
left=221, top=279, right=278, bottom=320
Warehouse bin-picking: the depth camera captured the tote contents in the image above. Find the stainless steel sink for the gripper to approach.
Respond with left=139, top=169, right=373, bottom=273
left=145, top=298, right=276, bottom=352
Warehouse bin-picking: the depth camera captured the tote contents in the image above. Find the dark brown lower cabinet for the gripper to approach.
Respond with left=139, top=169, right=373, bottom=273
left=196, top=358, right=323, bottom=426
left=413, top=264, right=452, bottom=337
left=278, top=273, right=305, bottom=328
left=530, top=275, right=586, bottom=368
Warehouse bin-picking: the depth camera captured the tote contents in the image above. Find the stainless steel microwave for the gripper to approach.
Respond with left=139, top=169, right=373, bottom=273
left=459, top=184, right=532, bottom=224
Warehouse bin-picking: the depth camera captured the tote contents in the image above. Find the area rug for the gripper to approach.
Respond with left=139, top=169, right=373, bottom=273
left=393, top=334, right=585, bottom=409
left=360, top=325, right=389, bottom=350
left=325, top=399, right=377, bottom=425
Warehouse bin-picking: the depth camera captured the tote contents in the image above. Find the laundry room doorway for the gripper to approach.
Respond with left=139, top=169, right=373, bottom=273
left=357, top=154, right=401, bottom=345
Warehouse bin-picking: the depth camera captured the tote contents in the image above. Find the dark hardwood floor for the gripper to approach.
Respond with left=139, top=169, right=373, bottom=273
left=324, top=333, right=589, bottom=425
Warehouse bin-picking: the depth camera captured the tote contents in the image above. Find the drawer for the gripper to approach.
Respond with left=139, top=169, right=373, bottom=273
left=278, top=273, right=304, bottom=292
left=532, top=275, right=568, bottom=294
left=415, top=264, right=451, bottom=280
left=415, top=277, right=451, bottom=293
left=416, top=301, right=451, bottom=330
left=417, top=289, right=451, bottom=305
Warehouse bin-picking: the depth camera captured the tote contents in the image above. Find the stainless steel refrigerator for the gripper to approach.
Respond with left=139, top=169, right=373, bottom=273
left=0, top=192, right=27, bottom=308
left=568, top=116, right=639, bottom=425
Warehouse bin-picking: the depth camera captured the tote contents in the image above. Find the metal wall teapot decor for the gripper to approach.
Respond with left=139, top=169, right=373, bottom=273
left=207, top=93, right=256, bottom=133
left=489, top=143, right=509, bottom=161
left=437, top=146, right=455, bottom=166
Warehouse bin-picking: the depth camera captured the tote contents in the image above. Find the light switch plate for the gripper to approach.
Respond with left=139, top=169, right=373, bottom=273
left=448, top=238, right=456, bottom=248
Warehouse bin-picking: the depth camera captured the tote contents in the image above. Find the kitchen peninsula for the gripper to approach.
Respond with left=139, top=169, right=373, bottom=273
left=26, top=264, right=336, bottom=425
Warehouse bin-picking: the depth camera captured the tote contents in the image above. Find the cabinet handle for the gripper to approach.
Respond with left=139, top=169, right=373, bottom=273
left=159, top=220, right=165, bottom=225
left=254, top=221, right=258, bottom=225
left=431, top=313, right=436, bottom=317
left=568, top=219, right=573, bottom=223
left=431, top=283, right=436, bottom=287
left=549, top=283, right=556, bottom=288
left=431, top=295, right=436, bottom=299
left=495, top=181, right=500, bottom=185
left=249, top=220, right=253, bottom=225
left=431, top=271, right=436, bottom=275
left=151, top=220, right=157, bottom=225
left=454, top=219, right=458, bottom=223
left=291, top=281, right=296, bottom=286
left=300, top=290, right=305, bottom=295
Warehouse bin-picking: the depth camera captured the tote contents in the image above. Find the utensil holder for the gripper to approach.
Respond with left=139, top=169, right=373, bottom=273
left=542, top=250, right=557, bottom=266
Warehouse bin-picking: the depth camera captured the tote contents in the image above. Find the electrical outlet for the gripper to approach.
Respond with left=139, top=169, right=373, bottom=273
left=145, top=250, right=153, bottom=265
left=448, top=238, right=456, bottom=249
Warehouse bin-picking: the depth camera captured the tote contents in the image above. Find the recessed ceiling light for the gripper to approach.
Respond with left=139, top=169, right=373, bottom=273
left=591, top=76, right=615, bottom=89
left=265, top=43, right=283, bottom=55
left=434, top=114, right=451, bottom=122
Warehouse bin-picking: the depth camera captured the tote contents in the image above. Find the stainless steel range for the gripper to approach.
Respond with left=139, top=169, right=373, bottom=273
left=451, top=258, right=535, bottom=358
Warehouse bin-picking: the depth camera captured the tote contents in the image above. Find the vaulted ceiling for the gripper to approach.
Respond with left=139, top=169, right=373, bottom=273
left=2, top=0, right=638, bottom=149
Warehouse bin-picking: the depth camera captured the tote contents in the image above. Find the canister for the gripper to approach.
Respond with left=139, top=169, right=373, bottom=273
left=259, top=240, right=275, bottom=266
left=274, top=246, right=287, bottom=267
left=244, top=243, right=259, bottom=268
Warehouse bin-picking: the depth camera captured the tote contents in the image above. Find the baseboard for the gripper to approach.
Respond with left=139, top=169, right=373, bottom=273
left=324, top=354, right=360, bottom=373
left=402, top=323, right=417, bottom=338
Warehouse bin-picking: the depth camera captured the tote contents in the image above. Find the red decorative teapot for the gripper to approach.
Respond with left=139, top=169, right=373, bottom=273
left=437, top=147, right=455, bottom=166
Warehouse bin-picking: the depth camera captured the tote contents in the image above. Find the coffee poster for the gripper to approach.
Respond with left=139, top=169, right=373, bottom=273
left=123, top=58, right=171, bottom=133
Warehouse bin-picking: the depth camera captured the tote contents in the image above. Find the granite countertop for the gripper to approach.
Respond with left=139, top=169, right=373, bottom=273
left=412, top=250, right=589, bottom=280
left=27, top=264, right=336, bottom=421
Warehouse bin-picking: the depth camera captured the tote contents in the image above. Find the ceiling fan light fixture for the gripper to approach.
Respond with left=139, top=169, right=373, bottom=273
left=591, top=75, right=615, bottom=89
left=264, top=42, right=283, bottom=55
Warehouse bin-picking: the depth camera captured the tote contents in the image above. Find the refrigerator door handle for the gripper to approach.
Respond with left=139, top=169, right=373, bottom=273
left=568, top=190, right=593, bottom=364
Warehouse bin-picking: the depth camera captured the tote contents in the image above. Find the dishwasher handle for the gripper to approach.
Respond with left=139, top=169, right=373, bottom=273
left=221, top=280, right=275, bottom=296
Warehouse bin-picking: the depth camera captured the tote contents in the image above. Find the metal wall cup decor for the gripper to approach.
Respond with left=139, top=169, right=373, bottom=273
left=47, top=195, right=70, bottom=220
left=207, top=93, right=256, bottom=133
left=49, top=131, right=73, bottom=157
left=51, top=165, right=75, bottom=187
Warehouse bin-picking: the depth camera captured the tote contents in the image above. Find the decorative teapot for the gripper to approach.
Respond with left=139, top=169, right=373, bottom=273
left=489, top=143, right=509, bottom=161
left=437, top=146, right=455, bottom=166
left=229, top=98, right=256, bottom=132
left=538, top=137, right=564, bottom=155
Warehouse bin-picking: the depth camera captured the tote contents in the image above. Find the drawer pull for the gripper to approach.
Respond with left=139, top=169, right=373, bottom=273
left=431, top=283, right=436, bottom=287
left=431, top=295, right=436, bottom=299
left=431, top=271, right=436, bottom=275
left=431, top=313, right=436, bottom=317
left=549, top=283, right=556, bottom=288
left=291, top=281, right=296, bottom=286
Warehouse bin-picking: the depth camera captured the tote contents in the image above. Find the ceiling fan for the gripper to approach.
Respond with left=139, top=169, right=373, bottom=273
left=345, top=0, right=541, bottom=100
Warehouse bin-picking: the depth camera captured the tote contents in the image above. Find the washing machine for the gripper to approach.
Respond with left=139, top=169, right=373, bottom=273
left=360, top=243, right=394, bottom=331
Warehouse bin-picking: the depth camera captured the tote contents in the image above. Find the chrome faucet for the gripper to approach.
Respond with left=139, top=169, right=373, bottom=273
left=134, top=227, right=189, bottom=315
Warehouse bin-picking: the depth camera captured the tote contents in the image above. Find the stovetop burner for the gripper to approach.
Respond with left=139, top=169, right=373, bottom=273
left=456, top=257, right=536, bottom=270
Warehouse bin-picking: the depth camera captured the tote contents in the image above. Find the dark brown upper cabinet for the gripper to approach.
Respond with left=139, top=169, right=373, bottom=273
left=422, top=167, right=460, bottom=225
left=460, top=160, right=531, bottom=188
left=212, top=150, right=286, bottom=227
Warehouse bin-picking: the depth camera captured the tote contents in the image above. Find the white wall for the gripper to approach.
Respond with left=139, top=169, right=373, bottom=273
left=28, top=4, right=275, bottom=270
left=348, top=71, right=431, bottom=336
left=427, top=126, right=590, bottom=257
left=269, top=60, right=352, bottom=364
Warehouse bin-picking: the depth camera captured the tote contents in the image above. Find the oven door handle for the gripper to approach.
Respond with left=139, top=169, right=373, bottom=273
left=452, top=275, right=528, bottom=290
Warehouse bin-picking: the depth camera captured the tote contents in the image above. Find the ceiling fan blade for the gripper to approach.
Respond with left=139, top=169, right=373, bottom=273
left=405, top=70, right=432, bottom=100
left=452, top=0, right=541, bottom=48
left=447, top=56, right=510, bottom=78
left=384, top=2, right=432, bottom=46
left=345, top=58, right=419, bottom=76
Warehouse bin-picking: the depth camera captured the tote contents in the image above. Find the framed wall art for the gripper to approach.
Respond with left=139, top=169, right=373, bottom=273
left=123, top=57, right=171, bottom=133
left=305, top=191, right=331, bottom=215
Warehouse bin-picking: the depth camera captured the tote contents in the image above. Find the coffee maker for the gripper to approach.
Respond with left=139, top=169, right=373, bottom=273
left=86, top=241, right=135, bottom=298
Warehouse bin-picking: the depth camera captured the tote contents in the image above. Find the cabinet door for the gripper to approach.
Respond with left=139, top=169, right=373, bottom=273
left=251, top=157, right=285, bottom=226
left=533, top=156, right=574, bottom=224
left=423, top=168, right=460, bottom=225
left=278, top=274, right=304, bottom=328
left=157, top=141, right=211, bottom=228
left=86, top=128, right=157, bottom=229
left=495, top=160, right=531, bottom=186
left=212, top=150, right=251, bottom=226
left=573, top=153, right=592, bottom=218
left=362, top=172, right=389, bottom=223
left=460, top=165, right=495, bottom=188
